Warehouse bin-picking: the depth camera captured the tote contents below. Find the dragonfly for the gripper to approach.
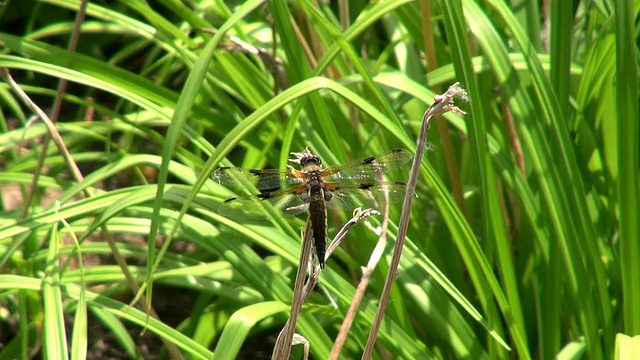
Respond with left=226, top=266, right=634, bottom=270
left=211, top=148, right=413, bottom=268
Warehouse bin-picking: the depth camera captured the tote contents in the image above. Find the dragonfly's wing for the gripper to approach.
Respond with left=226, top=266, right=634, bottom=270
left=213, top=149, right=411, bottom=219
left=217, top=192, right=309, bottom=220
left=211, top=167, right=304, bottom=193
left=323, top=149, right=413, bottom=183
left=324, top=181, right=407, bottom=211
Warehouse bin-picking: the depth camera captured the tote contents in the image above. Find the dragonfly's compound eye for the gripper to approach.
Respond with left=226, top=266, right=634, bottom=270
left=299, top=154, right=321, bottom=167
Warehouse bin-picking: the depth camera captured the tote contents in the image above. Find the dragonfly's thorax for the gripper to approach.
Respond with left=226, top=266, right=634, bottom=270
left=299, top=152, right=325, bottom=196
left=305, top=169, right=324, bottom=195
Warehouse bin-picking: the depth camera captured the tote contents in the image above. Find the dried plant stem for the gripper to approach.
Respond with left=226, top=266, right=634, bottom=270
left=303, top=209, right=381, bottom=302
left=420, top=0, right=468, bottom=221
left=19, top=0, right=88, bottom=220
left=329, top=268, right=372, bottom=359
left=272, top=221, right=313, bottom=360
left=272, top=209, right=378, bottom=359
left=362, top=83, right=467, bottom=359
left=329, top=167, right=393, bottom=359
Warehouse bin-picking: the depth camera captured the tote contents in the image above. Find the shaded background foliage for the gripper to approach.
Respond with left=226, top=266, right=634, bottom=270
left=0, top=0, right=639, bottom=359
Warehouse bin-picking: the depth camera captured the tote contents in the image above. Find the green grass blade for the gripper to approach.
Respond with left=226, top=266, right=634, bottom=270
left=615, top=0, right=640, bottom=336
left=213, top=301, right=289, bottom=360
left=42, top=220, right=69, bottom=360
left=442, top=1, right=526, bottom=357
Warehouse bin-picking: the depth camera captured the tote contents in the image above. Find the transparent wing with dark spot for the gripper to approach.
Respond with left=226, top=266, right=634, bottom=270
left=211, top=167, right=304, bottom=193
left=217, top=192, right=310, bottom=220
left=324, top=182, right=407, bottom=211
left=323, top=149, right=413, bottom=184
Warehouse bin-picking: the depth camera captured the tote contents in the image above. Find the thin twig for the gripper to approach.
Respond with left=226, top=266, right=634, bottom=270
left=419, top=0, right=469, bottom=221
left=362, top=83, right=467, bottom=359
left=306, top=208, right=380, bottom=295
left=19, top=0, right=87, bottom=219
left=329, top=158, right=394, bottom=359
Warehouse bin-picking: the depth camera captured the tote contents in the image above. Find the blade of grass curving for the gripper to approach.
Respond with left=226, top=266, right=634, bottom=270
left=64, top=284, right=214, bottom=359
left=205, top=77, right=411, bottom=173
left=0, top=37, right=178, bottom=111
left=615, top=0, right=640, bottom=335
left=89, top=307, right=139, bottom=358
left=0, top=33, right=231, bottom=132
left=216, top=301, right=290, bottom=360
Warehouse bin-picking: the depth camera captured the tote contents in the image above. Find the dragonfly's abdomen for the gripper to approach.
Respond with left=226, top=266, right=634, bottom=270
left=306, top=169, right=327, bottom=268
left=308, top=194, right=327, bottom=268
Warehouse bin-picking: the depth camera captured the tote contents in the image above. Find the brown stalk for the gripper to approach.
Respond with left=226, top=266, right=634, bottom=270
left=329, top=159, right=394, bottom=359
left=501, top=99, right=524, bottom=234
left=271, top=221, right=313, bottom=360
left=362, top=83, right=467, bottom=359
left=17, top=0, right=88, bottom=220
left=419, top=0, right=469, bottom=220
left=272, top=208, right=380, bottom=360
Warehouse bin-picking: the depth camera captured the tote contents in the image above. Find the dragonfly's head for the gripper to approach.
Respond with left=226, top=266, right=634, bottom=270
left=289, top=149, right=321, bottom=167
